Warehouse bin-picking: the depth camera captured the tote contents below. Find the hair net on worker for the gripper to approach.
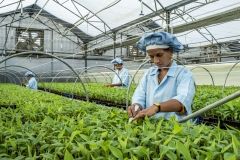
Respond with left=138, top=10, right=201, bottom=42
left=25, top=71, right=35, bottom=77
left=136, top=31, right=183, bottom=53
left=111, top=58, right=124, bottom=64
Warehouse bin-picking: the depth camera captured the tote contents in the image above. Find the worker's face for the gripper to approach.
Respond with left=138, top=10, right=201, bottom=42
left=147, top=48, right=173, bottom=69
left=27, top=75, right=31, bottom=80
left=114, top=64, right=123, bottom=70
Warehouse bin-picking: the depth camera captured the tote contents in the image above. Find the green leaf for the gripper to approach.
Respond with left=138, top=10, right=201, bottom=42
left=101, top=131, right=108, bottom=139
left=70, top=131, right=82, bottom=142
left=166, top=151, right=177, bottom=160
left=14, top=156, right=25, bottom=160
left=144, top=117, right=155, bottom=130
left=27, top=144, right=32, bottom=158
left=191, top=125, right=204, bottom=138
left=159, top=145, right=169, bottom=158
left=193, top=136, right=201, bottom=144
left=142, top=122, right=148, bottom=133
left=110, top=112, right=116, bottom=118
left=10, top=140, right=17, bottom=148
left=141, top=132, right=156, bottom=143
left=77, top=142, right=90, bottom=158
left=32, top=135, right=42, bottom=145
left=224, top=153, right=236, bottom=160
left=231, top=134, right=239, bottom=155
left=112, top=126, right=125, bottom=138
left=185, top=136, right=190, bottom=150
left=125, top=123, right=133, bottom=137
left=41, top=153, right=54, bottom=159
left=58, top=129, right=65, bottom=139
left=172, top=121, right=183, bottom=134
left=221, top=144, right=232, bottom=153
left=163, top=135, right=173, bottom=146
left=109, top=146, right=123, bottom=160
left=132, top=146, right=148, bottom=157
left=101, top=140, right=110, bottom=153
left=176, top=140, right=192, bottom=160
left=118, top=137, right=128, bottom=152
left=79, top=134, right=90, bottom=142
left=156, top=118, right=164, bottom=132
left=64, top=149, right=74, bottom=160
left=45, top=116, right=55, bottom=126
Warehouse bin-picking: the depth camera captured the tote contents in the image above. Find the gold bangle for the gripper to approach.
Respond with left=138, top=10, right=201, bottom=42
left=178, top=103, right=186, bottom=114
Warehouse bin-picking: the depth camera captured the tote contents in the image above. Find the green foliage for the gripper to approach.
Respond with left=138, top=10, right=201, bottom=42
left=38, top=83, right=240, bottom=121
left=0, top=84, right=239, bottom=159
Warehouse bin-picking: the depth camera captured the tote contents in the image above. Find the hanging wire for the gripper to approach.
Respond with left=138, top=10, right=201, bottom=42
left=20, top=0, right=24, bottom=18
left=139, top=0, right=144, bottom=16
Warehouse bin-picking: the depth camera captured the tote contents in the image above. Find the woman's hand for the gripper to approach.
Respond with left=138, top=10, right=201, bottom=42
left=22, top=82, right=26, bottom=87
left=133, top=105, right=158, bottom=121
left=127, top=103, right=142, bottom=118
left=104, top=84, right=112, bottom=87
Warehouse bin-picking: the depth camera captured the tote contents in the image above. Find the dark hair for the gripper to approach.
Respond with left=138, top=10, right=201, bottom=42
left=163, top=47, right=173, bottom=53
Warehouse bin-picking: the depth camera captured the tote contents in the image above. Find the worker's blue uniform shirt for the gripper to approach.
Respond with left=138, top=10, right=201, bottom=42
left=26, top=77, right=38, bottom=90
left=112, top=67, right=130, bottom=88
left=132, top=61, right=195, bottom=120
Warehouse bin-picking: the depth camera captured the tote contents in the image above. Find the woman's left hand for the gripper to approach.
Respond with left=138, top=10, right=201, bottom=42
left=133, top=105, right=158, bottom=121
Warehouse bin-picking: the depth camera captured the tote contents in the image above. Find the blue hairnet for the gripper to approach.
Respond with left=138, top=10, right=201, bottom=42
left=136, top=31, right=183, bottom=53
left=111, top=58, right=124, bottom=64
left=25, top=71, right=35, bottom=77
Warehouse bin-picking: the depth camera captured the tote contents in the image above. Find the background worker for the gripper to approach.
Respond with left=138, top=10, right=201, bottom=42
left=22, top=71, right=38, bottom=90
left=105, top=58, right=130, bottom=88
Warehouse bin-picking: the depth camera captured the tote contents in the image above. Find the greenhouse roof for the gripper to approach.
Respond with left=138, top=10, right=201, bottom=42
left=1, top=0, right=240, bottom=47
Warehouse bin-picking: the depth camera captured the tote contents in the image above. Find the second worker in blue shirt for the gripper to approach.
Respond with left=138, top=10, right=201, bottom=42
left=104, top=58, right=130, bottom=88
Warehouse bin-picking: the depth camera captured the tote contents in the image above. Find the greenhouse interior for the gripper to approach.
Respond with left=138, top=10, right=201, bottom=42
left=0, top=0, right=240, bottom=159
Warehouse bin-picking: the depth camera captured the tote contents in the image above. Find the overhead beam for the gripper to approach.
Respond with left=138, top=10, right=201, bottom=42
left=173, top=6, right=240, bottom=34
left=89, top=0, right=197, bottom=41
left=97, top=6, right=240, bottom=52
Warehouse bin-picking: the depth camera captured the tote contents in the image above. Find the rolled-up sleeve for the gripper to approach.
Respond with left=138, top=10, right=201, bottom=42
left=132, top=71, right=148, bottom=109
left=172, top=70, right=195, bottom=115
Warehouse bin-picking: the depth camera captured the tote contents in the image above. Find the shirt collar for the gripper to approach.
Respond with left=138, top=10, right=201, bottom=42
left=150, top=61, right=177, bottom=77
left=116, top=67, right=124, bottom=73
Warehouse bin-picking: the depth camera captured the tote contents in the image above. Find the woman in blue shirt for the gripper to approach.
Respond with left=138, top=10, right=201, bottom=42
left=22, top=71, right=38, bottom=90
left=105, top=58, right=130, bottom=88
left=128, top=32, right=195, bottom=121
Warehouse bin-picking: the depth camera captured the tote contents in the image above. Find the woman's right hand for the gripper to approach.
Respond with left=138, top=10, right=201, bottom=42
left=127, top=103, right=142, bottom=118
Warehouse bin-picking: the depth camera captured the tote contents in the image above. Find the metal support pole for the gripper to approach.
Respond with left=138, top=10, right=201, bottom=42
left=4, top=26, right=7, bottom=83
left=51, top=30, right=54, bottom=80
left=84, top=43, right=87, bottom=72
left=179, top=90, right=240, bottom=122
left=219, top=44, right=221, bottom=62
left=166, top=11, right=171, bottom=33
left=113, top=33, right=116, bottom=59
left=120, top=33, right=122, bottom=58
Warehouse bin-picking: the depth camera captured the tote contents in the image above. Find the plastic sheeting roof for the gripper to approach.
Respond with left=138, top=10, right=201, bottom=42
left=1, top=0, right=240, bottom=47
left=171, top=0, right=240, bottom=47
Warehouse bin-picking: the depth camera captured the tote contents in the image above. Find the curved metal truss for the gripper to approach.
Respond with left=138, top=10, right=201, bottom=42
left=0, top=51, right=89, bottom=101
